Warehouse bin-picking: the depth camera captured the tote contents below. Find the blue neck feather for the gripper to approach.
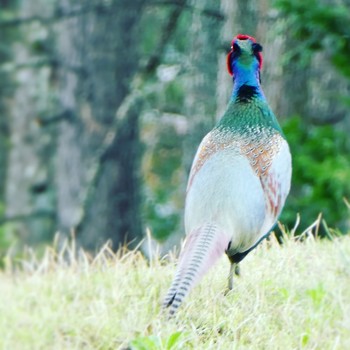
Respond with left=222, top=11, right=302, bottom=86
left=231, top=62, right=265, bottom=102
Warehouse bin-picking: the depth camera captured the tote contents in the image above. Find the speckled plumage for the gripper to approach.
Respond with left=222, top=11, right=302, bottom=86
left=163, top=34, right=292, bottom=316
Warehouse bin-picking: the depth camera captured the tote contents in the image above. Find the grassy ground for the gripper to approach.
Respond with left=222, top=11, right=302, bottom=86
left=0, top=233, right=349, bottom=350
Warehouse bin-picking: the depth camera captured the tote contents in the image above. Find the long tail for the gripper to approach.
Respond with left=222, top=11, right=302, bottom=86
left=163, top=222, right=230, bottom=316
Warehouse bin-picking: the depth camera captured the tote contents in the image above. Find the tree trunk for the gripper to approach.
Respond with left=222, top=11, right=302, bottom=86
left=0, top=1, right=12, bottom=221
left=4, top=0, right=56, bottom=244
left=54, top=0, right=145, bottom=250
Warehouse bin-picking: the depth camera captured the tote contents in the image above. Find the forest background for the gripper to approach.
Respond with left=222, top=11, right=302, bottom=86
left=0, top=0, right=349, bottom=258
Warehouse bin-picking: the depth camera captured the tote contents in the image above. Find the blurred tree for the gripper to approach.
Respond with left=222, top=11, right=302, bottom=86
left=1, top=0, right=349, bottom=256
left=0, top=1, right=12, bottom=204
left=3, top=0, right=56, bottom=245
left=0, top=0, right=15, bottom=253
left=54, top=0, right=146, bottom=250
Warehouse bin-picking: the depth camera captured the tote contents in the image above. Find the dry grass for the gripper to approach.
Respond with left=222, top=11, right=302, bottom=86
left=0, top=232, right=349, bottom=350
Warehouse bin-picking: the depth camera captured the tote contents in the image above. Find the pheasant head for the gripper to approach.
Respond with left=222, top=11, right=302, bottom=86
left=227, top=34, right=263, bottom=76
left=226, top=34, right=264, bottom=101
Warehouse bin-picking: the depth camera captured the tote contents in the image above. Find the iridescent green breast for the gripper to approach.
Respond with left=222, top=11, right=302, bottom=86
left=214, top=99, right=285, bottom=177
left=217, top=98, right=283, bottom=137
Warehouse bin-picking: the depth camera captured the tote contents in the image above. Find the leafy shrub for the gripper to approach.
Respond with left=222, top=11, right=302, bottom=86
left=280, top=116, right=350, bottom=234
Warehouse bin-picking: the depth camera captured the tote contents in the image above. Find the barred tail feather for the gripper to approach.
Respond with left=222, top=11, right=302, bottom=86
left=163, top=223, right=230, bottom=315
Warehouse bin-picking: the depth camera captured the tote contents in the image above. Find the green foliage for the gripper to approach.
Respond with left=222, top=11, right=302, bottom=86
left=306, top=284, right=326, bottom=309
left=275, top=0, right=350, bottom=78
left=281, top=116, right=350, bottom=233
left=130, top=332, right=184, bottom=350
left=143, top=131, right=183, bottom=240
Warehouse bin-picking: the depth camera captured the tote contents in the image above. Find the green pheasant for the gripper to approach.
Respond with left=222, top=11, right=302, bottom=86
left=163, top=34, right=292, bottom=315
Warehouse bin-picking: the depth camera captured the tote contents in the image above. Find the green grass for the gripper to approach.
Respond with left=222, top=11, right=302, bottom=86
left=0, top=233, right=349, bottom=350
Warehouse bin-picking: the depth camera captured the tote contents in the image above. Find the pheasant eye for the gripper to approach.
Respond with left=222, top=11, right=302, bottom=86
left=227, top=42, right=242, bottom=76
left=233, top=43, right=240, bottom=52
left=252, top=43, right=263, bottom=53
left=252, top=43, right=263, bottom=69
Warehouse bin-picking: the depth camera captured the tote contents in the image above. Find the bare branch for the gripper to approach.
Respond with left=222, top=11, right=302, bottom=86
left=146, top=0, right=187, bottom=72
left=36, top=110, right=75, bottom=127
